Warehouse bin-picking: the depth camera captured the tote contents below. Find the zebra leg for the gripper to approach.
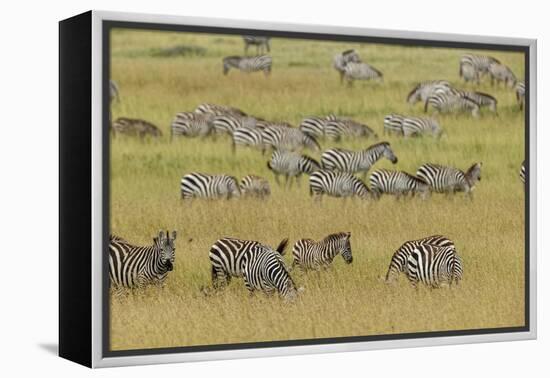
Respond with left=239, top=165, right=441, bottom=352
left=274, top=174, right=281, bottom=186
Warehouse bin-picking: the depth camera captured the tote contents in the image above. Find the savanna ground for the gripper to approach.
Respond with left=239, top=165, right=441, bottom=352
left=109, top=28, right=526, bottom=351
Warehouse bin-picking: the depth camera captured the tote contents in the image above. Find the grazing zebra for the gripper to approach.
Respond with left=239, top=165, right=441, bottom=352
left=195, top=103, right=247, bottom=117
left=109, top=80, right=119, bottom=102
left=407, top=80, right=453, bottom=105
left=111, top=117, right=162, bottom=138
left=213, top=114, right=259, bottom=135
left=383, top=114, right=405, bottom=135
left=242, top=36, right=271, bottom=54
left=520, top=161, right=526, bottom=184
left=222, top=55, right=272, bottom=76
left=325, top=119, right=378, bottom=140
left=489, top=62, right=517, bottom=87
left=267, top=150, right=321, bottom=186
left=232, top=127, right=266, bottom=152
left=209, top=237, right=288, bottom=288
left=402, top=116, right=442, bottom=138
left=239, top=175, right=271, bottom=198
left=333, top=49, right=362, bottom=83
left=242, top=244, right=299, bottom=301
left=369, top=169, right=430, bottom=199
left=385, top=235, right=455, bottom=283
left=321, top=142, right=398, bottom=177
left=343, top=62, right=383, bottom=85
left=459, top=54, right=500, bottom=83
left=516, top=81, right=525, bottom=110
left=424, top=92, right=480, bottom=117
left=309, top=170, right=374, bottom=200
left=292, top=232, right=352, bottom=270
left=458, top=91, right=498, bottom=113
left=299, top=114, right=338, bottom=138
left=417, top=162, right=482, bottom=197
left=109, top=231, right=177, bottom=289
left=406, top=244, right=463, bottom=288
left=262, top=126, right=321, bottom=152
left=170, top=112, right=214, bottom=139
left=180, top=173, right=240, bottom=200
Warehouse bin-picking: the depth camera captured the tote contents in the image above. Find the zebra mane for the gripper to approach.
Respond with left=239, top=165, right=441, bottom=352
left=223, top=55, right=243, bottom=60
left=406, top=84, right=421, bottom=102
left=465, top=162, right=482, bottom=180
left=472, top=91, right=497, bottom=102
left=365, top=141, right=390, bottom=151
left=342, top=49, right=356, bottom=56
left=110, top=234, right=130, bottom=244
left=323, top=232, right=351, bottom=243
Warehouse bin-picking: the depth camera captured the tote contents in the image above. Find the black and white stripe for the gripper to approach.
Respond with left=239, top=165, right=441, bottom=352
left=212, top=114, right=259, bottom=135
left=416, top=162, right=482, bottom=196
left=402, top=116, right=442, bottom=138
left=309, top=170, right=374, bottom=200
left=489, top=62, right=517, bottom=87
left=209, top=237, right=288, bottom=288
left=299, top=114, right=338, bottom=138
left=223, top=55, right=272, bottom=76
left=406, top=244, right=463, bottom=288
left=383, top=114, right=405, bottom=135
left=369, top=169, right=430, bottom=199
left=180, top=173, right=240, bottom=200
left=333, top=49, right=362, bottom=83
left=325, top=119, right=378, bottom=140
left=292, top=232, right=352, bottom=270
left=321, top=142, right=398, bottom=176
left=242, top=244, right=299, bottom=300
left=385, top=235, right=455, bottom=283
left=109, top=231, right=177, bottom=289
left=170, top=112, right=214, bottom=139
left=111, top=117, right=163, bottom=138
left=520, top=161, right=526, bottom=184
left=262, top=126, right=321, bottom=152
left=459, top=54, right=500, bottom=83
left=516, top=82, right=525, bottom=110
left=242, top=36, right=271, bottom=55
left=407, top=80, right=452, bottom=105
left=194, top=103, right=247, bottom=117
left=458, top=91, right=498, bottom=113
left=239, top=175, right=271, bottom=198
left=424, top=92, right=480, bottom=117
left=343, top=62, right=383, bottom=85
left=267, top=150, right=321, bottom=186
left=232, top=127, right=266, bottom=152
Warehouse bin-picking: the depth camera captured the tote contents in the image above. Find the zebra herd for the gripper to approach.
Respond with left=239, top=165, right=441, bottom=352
left=109, top=230, right=463, bottom=299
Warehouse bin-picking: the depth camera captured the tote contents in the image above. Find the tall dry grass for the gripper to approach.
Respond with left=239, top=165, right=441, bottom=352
left=109, top=29, right=525, bottom=351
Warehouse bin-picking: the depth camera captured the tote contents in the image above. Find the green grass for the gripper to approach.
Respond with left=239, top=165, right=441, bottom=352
left=109, top=28, right=526, bottom=351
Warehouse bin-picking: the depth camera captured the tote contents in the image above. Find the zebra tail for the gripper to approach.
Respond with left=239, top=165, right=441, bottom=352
left=276, top=238, right=289, bottom=256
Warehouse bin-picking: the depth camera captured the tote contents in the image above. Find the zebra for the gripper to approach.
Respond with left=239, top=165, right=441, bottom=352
left=325, top=119, right=378, bottom=140
left=385, top=235, right=455, bottom=283
left=309, top=170, right=374, bottom=200
left=458, top=91, right=498, bottom=113
left=321, top=142, right=398, bottom=178
left=109, top=231, right=177, bottom=289
left=292, top=232, right=352, bottom=270
left=213, top=114, right=259, bottom=135
left=383, top=114, right=405, bottom=135
left=424, top=92, right=480, bottom=117
left=407, top=80, right=453, bottom=105
left=343, top=62, right=383, bottom=85
left=180, top=173, right=240, bottom=200
left=232, top=127, right=266, bottom=152
left=416, top=162, right=482, bottom=197
left=170, top=112, right=214, bottom=139
left=516, top=81, right=525, bottom=110
left=109, top=80, right=119, bottom=102
left=222, top=55, right=272, bottom=76
left=209, top=237, right=288, bottom=288
left=520, top=161, right=526, bottom=184
left=402, top=116, right=442, bottom=138
left=406, top=244, right=463, bottom=288
left=262, top=126, right=321, bottom=152
left=111, top=117, right=162, bottom=138
left=299, top=114, right=338, bottom=138
left=194, top=103, right=247, bottom=117
left=242, top=244, right=300, bottom=301
left=459, top=54, right=500, bottom=83
left=239, top=175, right=271, bottom=198
left=369, top=169, right=430, bottom=199
left=242, top=36, right=271, bottom=55
left=267, top=150, right=321, bottom=187
left=333, top=49, right=362, bottom=83
left=489, top=62, right=517, bottom=87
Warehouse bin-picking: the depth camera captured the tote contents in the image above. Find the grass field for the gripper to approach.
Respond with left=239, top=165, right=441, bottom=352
left=108, top=28, right=526, bottom=351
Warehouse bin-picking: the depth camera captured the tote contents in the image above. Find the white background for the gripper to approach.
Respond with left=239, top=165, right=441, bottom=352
left=0, top=0, right=546, bottom=376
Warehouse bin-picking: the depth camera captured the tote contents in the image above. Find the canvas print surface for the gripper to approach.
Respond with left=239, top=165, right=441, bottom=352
left=107, top=26, right=527, bottom=352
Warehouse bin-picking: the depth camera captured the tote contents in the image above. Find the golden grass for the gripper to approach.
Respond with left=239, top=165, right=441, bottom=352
left=109, top=28, right=526, bottom=351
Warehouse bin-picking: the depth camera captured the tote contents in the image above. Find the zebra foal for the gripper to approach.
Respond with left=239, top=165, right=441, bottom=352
left=292, top=232, right=352, bottom=270
left=239, top=175, right=271, bottom=199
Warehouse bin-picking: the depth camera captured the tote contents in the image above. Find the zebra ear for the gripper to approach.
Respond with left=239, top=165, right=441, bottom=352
left=171, top=230, right=177, bottom=240
left=346, top=232, right=351, bottom=238
left=158, top=230, right=165, bottom=240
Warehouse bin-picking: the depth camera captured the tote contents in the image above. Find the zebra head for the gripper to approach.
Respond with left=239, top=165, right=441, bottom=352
left=381, top=143, right=398, bottom=164
left=227, top=176, right=241, bottom=198
left=465, top=162, right=482, bottom=189
left=155, top=230, right=177, bottom=271
left=339, top=232, right=353, bottom=264
left=406, top=84, right=422, bottom=105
